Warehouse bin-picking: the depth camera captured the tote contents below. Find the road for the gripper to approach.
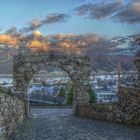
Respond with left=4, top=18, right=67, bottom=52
left=10, top=108, right=140, bottom=140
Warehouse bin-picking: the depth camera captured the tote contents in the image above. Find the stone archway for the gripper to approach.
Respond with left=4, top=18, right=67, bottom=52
left=13, top=54, right=91, bottom=115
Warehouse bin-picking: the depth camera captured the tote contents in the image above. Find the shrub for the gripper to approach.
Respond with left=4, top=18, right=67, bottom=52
left=58, top=87, right=66, bottom=97
left=0, top=85, right=4, bottom=93
left=88, top=88, right=96, bottom=104
left=66, top=87, right=73, bottom=105
left=6, top=88, right=13, bottom=96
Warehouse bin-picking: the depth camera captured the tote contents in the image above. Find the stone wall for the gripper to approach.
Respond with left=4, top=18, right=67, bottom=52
left=77, top=86, right=140, bottom=125
left=134, top=53, right=140, bottom=87
left=0, top=92, right=25, bottom=140
left=13, top=54, right=91, bottom=115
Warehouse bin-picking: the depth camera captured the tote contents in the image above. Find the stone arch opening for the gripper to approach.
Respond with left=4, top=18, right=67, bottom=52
left=13, top=54, right=91, bottom=115
left=27, top=65, right=72, bottom=106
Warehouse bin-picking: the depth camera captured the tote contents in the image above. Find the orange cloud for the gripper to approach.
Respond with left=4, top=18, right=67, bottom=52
left=0, top=32, right=104, bottom=56
left=0, top=34, right=17, bottom=45
left=32, top=31, right=42, bottom=37
left=28, top=40, right=49, bottom=52
left=59, top=41, right=75, bottom=48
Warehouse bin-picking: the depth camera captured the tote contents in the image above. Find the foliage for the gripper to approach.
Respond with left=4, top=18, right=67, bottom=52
left=6, top=88, right=13, bottom=96
left=0, top=84, right=4, bottom=93
left=66, top=87, right=73, bottom=105
left=0, top=85, right=14, bottom=96
left=42, top=81, right=47, bottom=86
left=88, top=88, right=96, bottom=104
left=58, top=87, right=66, bottom=97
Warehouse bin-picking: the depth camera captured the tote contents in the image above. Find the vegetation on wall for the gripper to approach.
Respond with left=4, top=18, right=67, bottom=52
left=65, top=86, right=96, bottom=105
left=88, top=87, right=96, bottom=104
left=0, top=85, right=4, bottom=93
left=66, top=86, right=73, bottom=105
left=58, top=87, right=66, bottom=97
left=6, top=88, right=13, bottom=96
left=0, top=85, right=13, bottom=96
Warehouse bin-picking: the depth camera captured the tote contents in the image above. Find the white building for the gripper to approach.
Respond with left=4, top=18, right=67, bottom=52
left=96, top=91, right=118, bottom=103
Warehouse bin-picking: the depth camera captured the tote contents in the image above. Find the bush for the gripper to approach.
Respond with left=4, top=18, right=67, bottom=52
left=88, top=88, right=96, bottom=104
left=66, top=87, right=73, bottom=105
left=0, top=85, right=4, bottom=93
left=6, top=88, right=13, bottom=96
left=58, top=87, right=66, bottom=97
left=0, top=85, right=14, bottom=96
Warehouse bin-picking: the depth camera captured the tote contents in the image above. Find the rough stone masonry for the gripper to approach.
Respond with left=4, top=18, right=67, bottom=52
left=0, top=53, right=91, bottom=139
left=134, top=50, right=140, bottom=88
left=77, top=51, right=140, bottom=125
left=0, top=92, right=25, bottom=140
left=13, top=54, right=92, bottom=114
left=77, top=86, right=140, bottom=125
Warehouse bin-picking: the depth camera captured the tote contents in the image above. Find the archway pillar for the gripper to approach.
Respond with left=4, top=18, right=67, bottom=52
left=72, top=68, right=91, bottom=114
left=73, top=84, right=90, bottom=114
left=13, top=54, right=92, bottom=116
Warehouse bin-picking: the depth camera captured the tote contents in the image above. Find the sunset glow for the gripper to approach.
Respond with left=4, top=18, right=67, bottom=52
left=0, top=34, right=17, bottom=45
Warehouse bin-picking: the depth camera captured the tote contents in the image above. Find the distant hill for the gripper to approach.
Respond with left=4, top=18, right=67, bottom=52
left=0, top=34, right=139, bottom=74
left=0, top=54, right=136, bottom=74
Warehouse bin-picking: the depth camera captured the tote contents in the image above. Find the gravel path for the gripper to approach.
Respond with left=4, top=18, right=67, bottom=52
left=10, top=108, right=140, bottom=140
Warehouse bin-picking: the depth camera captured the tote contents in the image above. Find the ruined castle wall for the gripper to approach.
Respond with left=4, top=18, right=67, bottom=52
left=13, top=54, right=92, bottom=114
left=77, top=86, right=140, bottom=125
left=0, top=92, right=25, bottom=140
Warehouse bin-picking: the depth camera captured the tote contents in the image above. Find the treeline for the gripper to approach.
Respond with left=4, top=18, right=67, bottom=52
left=59, top=86, right=96, bottom=105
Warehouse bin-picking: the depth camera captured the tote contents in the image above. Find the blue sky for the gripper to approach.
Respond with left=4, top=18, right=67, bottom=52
left=0, top=0, right=140, bottom=37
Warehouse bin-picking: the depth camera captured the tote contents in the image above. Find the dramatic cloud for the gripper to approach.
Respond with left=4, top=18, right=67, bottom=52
left=75, top=0, right=122, bottom=19
left=45, top=33, right=109, bottom=55
left=0, top=29, right=139, bottom=57
left=6, top=26, right=20, bottom=36
left=47, top=33, right=103, bottom=47
left=114, top=2, right=140, bottom=23
left=25, top=33, right=140, bottom=71
left=28, top=40, right=49, bottom=52
left=0, top=31, right=139, bottom=71
left=42, top=13, right=69, bottom=24
left=0, top=34, right=17, bottom=45
left=21, top=33, right=104, bottom=54
left=20, top=13, right=70, bottom=33
left=75, top=0, right=140, bottom=24
left=27, top=19, right=42, bottom=32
